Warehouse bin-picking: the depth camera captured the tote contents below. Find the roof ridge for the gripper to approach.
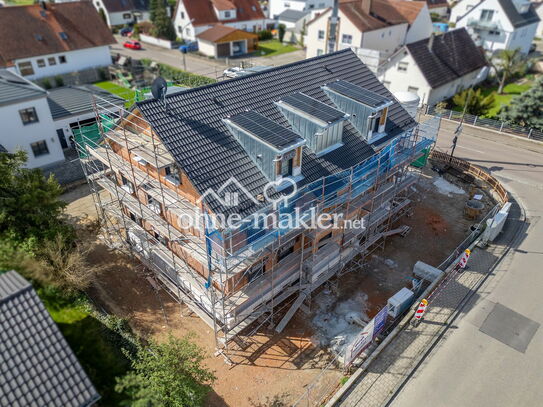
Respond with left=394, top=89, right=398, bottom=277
left=137, top=49, right=355, bottom=106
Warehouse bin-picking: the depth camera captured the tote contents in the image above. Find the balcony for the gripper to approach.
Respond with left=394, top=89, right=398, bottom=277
left=467, top=18, right=502, bottom=32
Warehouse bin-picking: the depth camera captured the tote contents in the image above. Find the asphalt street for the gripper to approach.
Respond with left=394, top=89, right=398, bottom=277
left=390, top=123, right=543, bottom=407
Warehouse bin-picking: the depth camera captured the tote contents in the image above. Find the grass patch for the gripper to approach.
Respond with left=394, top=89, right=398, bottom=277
left=6, top=0, right=35, bottom=4
left=479, top=83, right=532, bottom=117
left=94, top=81, right=135, bottom=108
left=38, top=286, right=132, bottom=406
left=256, top=40, right=299, bottom=57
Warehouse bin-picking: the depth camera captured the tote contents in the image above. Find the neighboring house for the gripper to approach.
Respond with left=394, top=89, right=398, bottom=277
left=389, top=1, right=434, bottom=44
left=305, top=0, right=410, bottom=58
left=451, top=0, right=540, bottom=54
left=47, top=85, right=125, bottom=149
left=378, top=28, right=489, bottom=106
left=93, top=0, right=151, bottom=27
left=269, top=0, right=334, bottom=18
left=0, top=70, right=65, bottom=168
left=0, top=270, right=100, bottom=407
left=277, top=9, right=311, bottom=43
left=0, top=2, right=115, bottom=80
left=425, top=0, right=449, bottom=17
left=173, top=0, right=271, bottom=41
left=196, top=24, right=259, bottom=57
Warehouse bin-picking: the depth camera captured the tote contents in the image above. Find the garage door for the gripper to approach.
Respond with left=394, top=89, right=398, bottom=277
left=217, top=42, right=230, bottom=57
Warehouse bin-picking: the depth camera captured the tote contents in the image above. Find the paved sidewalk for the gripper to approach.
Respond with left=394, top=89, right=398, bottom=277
left=333, top=201, right=523, bottom=407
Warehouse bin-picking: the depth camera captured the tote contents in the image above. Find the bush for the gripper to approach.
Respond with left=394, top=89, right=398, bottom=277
left=55, top=75, right=64, bottom=87
left=141, top=59, right=216, bottom=87
left=41, top=78, right=52, bottom=89
left=258, top=29, right=273, bottom=41
left=278, top=24, right=286, bottom=42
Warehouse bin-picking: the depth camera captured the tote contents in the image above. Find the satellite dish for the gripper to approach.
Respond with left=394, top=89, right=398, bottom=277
left=151, top=77, right=167, bottom=101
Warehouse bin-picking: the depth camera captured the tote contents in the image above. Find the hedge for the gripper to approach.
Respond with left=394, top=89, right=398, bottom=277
left=141, top=59, right=216, bottom=88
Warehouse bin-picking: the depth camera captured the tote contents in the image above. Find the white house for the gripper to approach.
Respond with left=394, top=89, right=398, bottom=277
left=0, top=70, right=65, bottom=168
left=389, top=1, right=434, bottom=44
left=277, top=9, right=312, bottom=43
left=378, top=28, right=489, bottom=106
left=269, top=0, right=334, bottom=19
left=93, top=0, right=151, bottom=27
left=451, top=0, right=540, bottom=54
left=305, top=0, right=411, bottom=58
left=424, top=0, right=449, bottom=18
left=0, top=2, right=115, bottom=80
left=173, top=0, right=272, bottom=42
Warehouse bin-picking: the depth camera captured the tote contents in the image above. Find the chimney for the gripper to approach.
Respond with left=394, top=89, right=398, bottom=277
left=427, top=33, right=435, bottom=52
left=362, top=0, right=371, bottom=15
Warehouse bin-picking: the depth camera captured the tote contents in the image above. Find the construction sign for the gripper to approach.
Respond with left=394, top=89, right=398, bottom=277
left=414, top=299, right=428, bottom=320
left=457, top=249, right=471, bottom=269
left=344, top=306, right=388, bottom=366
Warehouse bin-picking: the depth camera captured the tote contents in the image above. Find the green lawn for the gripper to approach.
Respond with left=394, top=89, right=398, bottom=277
left=6, top=0, right=35, bottom=4
left=256, top=40, right=299, bottom=57
left=480, top=82, right=532, bottom=117
left=94, top=81, right=135, bottom=108
left=38, top=286, right=132, bottom=406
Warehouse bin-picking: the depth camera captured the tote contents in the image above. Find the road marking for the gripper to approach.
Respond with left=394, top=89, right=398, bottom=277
left=456, top=145, right=487, bottom=154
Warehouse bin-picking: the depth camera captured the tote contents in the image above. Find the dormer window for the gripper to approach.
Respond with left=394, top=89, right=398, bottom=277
left=322, top=80, right=392, bottom=144
left=275, top=92, right=348, bottom=156
left=224, top=111, right=305, bottom=186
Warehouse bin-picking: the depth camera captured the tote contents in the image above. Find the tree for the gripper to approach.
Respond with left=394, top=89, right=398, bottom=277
left=492, top=48, right=526, bottom=94
left=500, top=76, right=543, bottom=131
left=278, top=24, right=286, bottom=43
left=151, top=0, right=176, bottom=41
left=452, top=88, right=495, bottom=116
left=0, top=151, right=71, bottom=247
left=116, top=334, right=215, bottom=407
left=149, top=0, right=159, bottom=23
left=299, top=20, right=307, bottom=47
left=98, top=8, right=108, bottom=25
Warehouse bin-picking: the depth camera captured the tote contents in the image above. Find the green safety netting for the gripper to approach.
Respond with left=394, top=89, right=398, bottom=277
left=73, top=114, right=116, bottom=158
left=411, top=147, right=431, bottom=168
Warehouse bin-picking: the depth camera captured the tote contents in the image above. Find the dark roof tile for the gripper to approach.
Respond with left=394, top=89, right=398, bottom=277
left=136, top=49, right=415, bottom=217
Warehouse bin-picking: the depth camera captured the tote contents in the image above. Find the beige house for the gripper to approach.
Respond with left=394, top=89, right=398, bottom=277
left=305, top=0, right=416, bottom=58
left=197, top=24, right=259, bottom=58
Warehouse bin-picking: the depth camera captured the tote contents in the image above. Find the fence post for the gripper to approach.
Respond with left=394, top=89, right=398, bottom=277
left=473, top=115, right=478, bottom=126
left=448, top=110, right=453, bottom=120
left=528, top=129, right=533, bottom=139
left=499, top=122, right=504, bottom=132
left=425, top=104, right=429, bottom=115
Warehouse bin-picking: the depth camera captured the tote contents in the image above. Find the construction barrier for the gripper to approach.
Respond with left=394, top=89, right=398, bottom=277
left=414, top=299, right=428, bottom=320
left=429, top=150, right=509, bottom=204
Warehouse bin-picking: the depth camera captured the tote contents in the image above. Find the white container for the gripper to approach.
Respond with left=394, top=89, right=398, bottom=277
left=387, top=287, right=415, bottom=319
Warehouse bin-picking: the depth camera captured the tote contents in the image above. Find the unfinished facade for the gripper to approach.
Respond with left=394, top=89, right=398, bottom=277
left=77, top=49, right=435, bottom=357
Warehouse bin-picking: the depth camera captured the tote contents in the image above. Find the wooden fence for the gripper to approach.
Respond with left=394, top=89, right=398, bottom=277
left=429, top=150, right=509, bottom=204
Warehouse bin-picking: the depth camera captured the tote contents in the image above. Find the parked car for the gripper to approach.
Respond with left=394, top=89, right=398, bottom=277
left=223, top=66, right=243, bottom=78
left=179, top=42, right=198, bottom=53
left=223, top=65, right=273, bottom=78
left=120, top=27, right=133, bottom=36
left=123, top=40, right=141, bottom=50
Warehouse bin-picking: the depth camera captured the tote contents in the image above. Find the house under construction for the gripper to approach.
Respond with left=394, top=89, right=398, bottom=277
left=77, top=49, right=436, bottom=357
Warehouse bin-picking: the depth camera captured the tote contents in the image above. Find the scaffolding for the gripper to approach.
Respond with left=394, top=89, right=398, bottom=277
left=77, top=95, right=437, bottom=359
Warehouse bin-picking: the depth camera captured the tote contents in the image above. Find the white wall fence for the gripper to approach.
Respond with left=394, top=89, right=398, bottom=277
left=139, top=34, right=177, bottom=49
left=425, top=105, right=543, bottom=142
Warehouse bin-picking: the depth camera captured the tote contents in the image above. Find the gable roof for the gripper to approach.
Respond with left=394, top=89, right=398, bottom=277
left=0, top=69, right=47, bottom=106
left=179, top=0, right=265, bottom=27
left=387, top=0, right=427, bottom=24
left=339, top=0, right=408, bottom=32
left=101, top=0, right=150, bottom=13
left=406, top=28, right=488, bottom=88
left=135, top=49, right=416, bottom=217
left=196, top=24, right=258, bottom=42
left=0, top=270, right=100, bottom=407
left=277, top=9, right=310, bottom=23
left=0, top=3, right=115, bottom=68
left=497, top=0, right=540, bottom=28
left=47, top=85, right=125, bottom=121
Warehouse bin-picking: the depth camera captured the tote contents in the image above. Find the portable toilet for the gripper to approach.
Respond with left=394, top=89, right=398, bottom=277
left=387, top=287, right=415, bottom=319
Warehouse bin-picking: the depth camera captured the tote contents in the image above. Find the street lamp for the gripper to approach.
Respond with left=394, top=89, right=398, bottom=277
left=449, top=66, right=489, bottom=163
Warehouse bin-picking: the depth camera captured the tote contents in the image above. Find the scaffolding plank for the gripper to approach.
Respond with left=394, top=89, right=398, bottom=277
left=275, top=290, right=308, bottom=333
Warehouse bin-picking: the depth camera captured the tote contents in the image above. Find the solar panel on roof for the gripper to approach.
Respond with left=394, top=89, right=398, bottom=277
left=280, top=92, right=346, bottom=124
left=228, top=111, right=303, bottom=151
left=326, top=80, right=390, bottom=108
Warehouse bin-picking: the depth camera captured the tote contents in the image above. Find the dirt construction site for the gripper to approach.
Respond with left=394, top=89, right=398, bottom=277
left=62, top=163, right=496, bottom=407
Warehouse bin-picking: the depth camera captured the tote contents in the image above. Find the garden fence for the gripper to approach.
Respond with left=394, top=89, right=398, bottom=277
left=425, top=105, right=543, bottom=142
